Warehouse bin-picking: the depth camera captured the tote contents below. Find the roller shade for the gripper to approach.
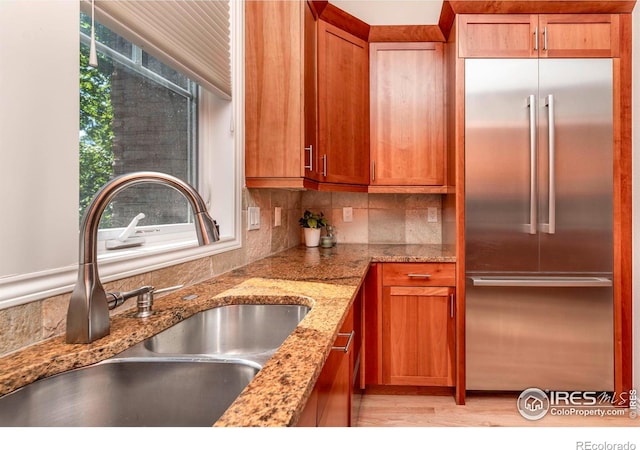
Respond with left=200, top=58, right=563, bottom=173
left=82, top=0, right=231, bottom=98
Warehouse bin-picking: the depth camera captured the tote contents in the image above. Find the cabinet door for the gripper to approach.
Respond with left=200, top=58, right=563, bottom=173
left=303, top=1, right=320, bottom=180
left=370, top=43, right=445, bottom=186
left=245, top=1, right=318, bottom=188
left=317, top=351, right=350, bottom=426
left=296, top=389, right=318, bottom=427
left=245, top=1, right=303, bottom=180
left=382, top=286, right=455, bottom=386
left=317, top=20, right=370, bottom=185
left=363, top=263, right=382, bottom=386
left=458, top=14, right=538, bottom=58
left=539, top=14, right=620, bottom=58
left=316, top=304, right=354, bottom=427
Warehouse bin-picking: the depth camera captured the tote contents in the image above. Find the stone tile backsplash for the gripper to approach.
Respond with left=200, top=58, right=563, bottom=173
left=301, top=191, right=442, bottom=245
left=1, top=188, right=443, bottom=357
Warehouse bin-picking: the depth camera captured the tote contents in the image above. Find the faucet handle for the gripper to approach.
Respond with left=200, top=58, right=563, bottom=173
left=107, top=285, right=153, bottom=310
left=134, top=284, right=183, bottom=318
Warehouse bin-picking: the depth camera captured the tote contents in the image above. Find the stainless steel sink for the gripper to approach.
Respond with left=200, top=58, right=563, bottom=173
left=0, top=302, right=310, bottom=427
left=123, top=304, right=310, bottom=362
left=0, top=358, right=259, bottom=427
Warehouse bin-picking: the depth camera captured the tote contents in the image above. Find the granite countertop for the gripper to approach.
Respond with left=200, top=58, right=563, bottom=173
left=0, top=244, right=455, bottom=426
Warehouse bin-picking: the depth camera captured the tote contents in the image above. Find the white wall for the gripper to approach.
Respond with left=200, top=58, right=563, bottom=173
left=633, top=5, right=639, bottom=391
left=0, top=1, right=79, bottom=277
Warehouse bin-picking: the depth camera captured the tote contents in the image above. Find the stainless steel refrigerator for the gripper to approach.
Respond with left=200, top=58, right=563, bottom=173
left=464, top=58, right=614, bottom=391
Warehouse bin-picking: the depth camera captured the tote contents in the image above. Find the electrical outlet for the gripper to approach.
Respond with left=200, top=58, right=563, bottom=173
left=274, top=207, right=282, bottom=227
left=427, top=207, right=438, bottom=223
left=248, top=206, right=260, bottom=230
left=343, top=207, right=353, bottom=223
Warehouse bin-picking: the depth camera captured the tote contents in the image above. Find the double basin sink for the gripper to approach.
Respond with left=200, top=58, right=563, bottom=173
left=0, top=303, right=310, bottom=426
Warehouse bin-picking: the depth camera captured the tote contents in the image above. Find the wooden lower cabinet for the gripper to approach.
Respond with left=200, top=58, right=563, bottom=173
left=297, top=293, right=361, bottom=427
left=363, top=262, right=456, bottom=388
left=295, top=389, right=318, bottom=427
left=382, top=285, right=455, bottom=386
left=317, top=342, right=351, bottom=426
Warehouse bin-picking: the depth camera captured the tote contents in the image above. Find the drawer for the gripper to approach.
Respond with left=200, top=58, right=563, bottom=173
left=382, top=263, right=455, bottom=287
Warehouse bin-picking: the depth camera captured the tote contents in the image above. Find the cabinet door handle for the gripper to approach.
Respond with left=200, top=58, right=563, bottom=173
left=543, top=26, right=548, bottom=51
left=304, top=145, right=313, bottom=171
left=322, top=154, right=327, bottom=177
left=371, top=161, right=375, bottom=181
left=450, top=293, right=455, bottom=318
left=407, top=273, right=432, bottom=279
left=533, top=26, right=538, bottom=51
left=332, top=331, right=354, bottom=353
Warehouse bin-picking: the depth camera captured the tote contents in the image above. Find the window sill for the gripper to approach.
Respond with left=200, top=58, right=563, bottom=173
left=0, top=236, right=241, bottom=310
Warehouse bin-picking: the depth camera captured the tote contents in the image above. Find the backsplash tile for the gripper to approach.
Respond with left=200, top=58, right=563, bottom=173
left=369, top=208, right=406, bottom=243
left=2, top=188, right=443, bottom=357
left=301, top=191, right=443, bottom=246
left=0, top=302, right=42, bottom=355
left=330, top=207, right=369, bottom=243
left=42, top=294, right=69, bottom=339
left=406, top=209, right=441, bottom=244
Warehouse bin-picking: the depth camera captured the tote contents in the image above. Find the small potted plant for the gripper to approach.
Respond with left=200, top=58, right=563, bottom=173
left=299, top=210, right=328, bottom=247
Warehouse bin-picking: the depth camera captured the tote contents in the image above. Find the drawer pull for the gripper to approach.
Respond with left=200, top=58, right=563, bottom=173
left=407, top=273, right=432, bottom=279
left=332, top=331, right=354, bottom=353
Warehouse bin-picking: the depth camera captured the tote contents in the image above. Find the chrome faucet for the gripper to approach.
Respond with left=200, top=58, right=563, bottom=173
left=66, top=171, right=220, bottom=344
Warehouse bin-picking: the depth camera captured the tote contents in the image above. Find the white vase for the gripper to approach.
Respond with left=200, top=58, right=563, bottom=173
left=304, top=228, right=321, bottom=247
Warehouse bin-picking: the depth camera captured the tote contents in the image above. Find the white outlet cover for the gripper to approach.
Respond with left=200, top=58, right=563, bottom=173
left=343, top=207, right=353, bottom=223
left=274, top=207, right=282, bottom=227
left=248, top=206, right=260, bottom=230
left=427, top=207, right=438, bottom=223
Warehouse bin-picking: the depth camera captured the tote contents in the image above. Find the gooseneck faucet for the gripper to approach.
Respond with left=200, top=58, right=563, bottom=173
left=66, top=171, right=220, bottom=344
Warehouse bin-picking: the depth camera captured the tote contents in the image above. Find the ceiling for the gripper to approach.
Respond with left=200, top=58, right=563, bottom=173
left=329, top=0, right=444, bottom=25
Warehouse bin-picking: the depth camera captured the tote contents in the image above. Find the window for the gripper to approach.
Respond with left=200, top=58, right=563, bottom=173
left=0, top=1, right=242, bottom=308
left=77, top=5, right=241, bottom=259
left=80, top=13, right=201, bottom=251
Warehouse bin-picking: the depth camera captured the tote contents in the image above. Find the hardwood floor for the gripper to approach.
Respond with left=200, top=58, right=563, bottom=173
left=355, top=393, right=639, bottom=427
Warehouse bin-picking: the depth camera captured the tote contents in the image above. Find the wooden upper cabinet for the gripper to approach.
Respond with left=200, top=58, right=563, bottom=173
left=245, top=1, right=318, bottom=188
left=370, top=42, right=445, bottom=187
left=458, top=13, right=620, bottom=58
left=317, top=20, right=370, bottom=186
left=303, top=1, right=320, bottom=180
left=539, top=14, right=620, bottom=58
left=458, top=14, right=538, bottom=58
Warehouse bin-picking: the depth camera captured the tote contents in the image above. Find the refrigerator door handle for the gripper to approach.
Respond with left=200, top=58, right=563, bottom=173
left=470, top=276, right=612, bottom=288
left=542, top=95, right=556, bottom=234
left=526, top=95, right=537, bottom=235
